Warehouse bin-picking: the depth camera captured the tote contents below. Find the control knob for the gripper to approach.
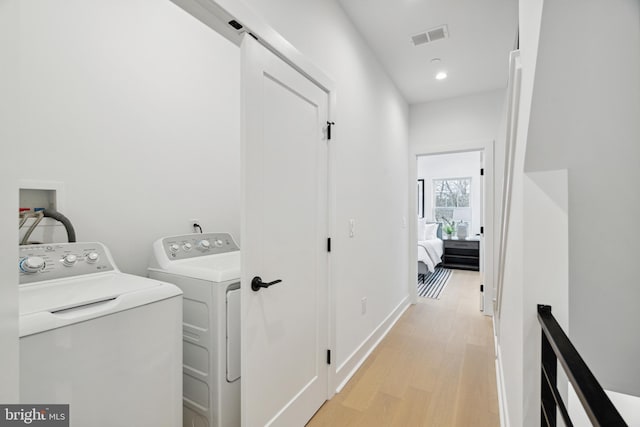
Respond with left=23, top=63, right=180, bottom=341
left=169, top=244, right=180, bottom=253
left=62, top=254, right=78, bottom=267
left=20, top=256, right=46, bottom=274
left=214, top=239, right=224, bottom=248
left=183, top=243, right=193, bottom=251
left=86, top=252, right=99, bottom=263
left=198, top=240, right=211, bottom=250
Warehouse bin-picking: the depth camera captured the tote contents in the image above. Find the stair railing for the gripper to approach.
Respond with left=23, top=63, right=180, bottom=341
left=537, top=305, right=627, bottom=426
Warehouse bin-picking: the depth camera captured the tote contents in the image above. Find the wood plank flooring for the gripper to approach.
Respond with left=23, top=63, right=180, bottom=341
left=308, top=270, right=500, bottom=427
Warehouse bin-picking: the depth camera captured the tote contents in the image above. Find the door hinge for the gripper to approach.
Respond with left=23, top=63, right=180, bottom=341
left=480, top=168, right=484, bottom=176
left=326, top=121, right=335, bottom=140
left=480, top=226, right=484, bottom=234
left=327, top=238, right=331, bottom=252
left=327, top=349, right=331, bottom=365
left=480, top=284, right=484, bottom=292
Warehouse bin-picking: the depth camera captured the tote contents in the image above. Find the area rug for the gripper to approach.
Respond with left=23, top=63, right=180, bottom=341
left=417, top=266, right=452, bottom=299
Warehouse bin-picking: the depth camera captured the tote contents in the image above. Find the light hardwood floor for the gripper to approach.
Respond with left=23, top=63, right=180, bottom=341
left=308, top=270, right=500, bottom=427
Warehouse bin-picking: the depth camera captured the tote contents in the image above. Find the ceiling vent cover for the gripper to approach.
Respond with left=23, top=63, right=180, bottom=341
left=411, top=25, right=449, bottom=46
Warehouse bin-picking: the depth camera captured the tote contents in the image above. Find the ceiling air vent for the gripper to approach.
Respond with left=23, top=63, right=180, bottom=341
left=411, top=25, right=449, bottom=46
left=411, top=33, right=429, bottom=46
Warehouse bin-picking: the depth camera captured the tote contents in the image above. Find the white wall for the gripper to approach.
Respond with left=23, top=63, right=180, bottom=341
left=494, top=124, right=571, bottom=427
left=495, top=0, right=547, bottom=424
left=0, top=0, right=20, bottom=402
left=417, top=151, right=482, bottom=236
left=410, top=89, right=506, bottom=148
left=16, top=0, right=241, bottom=276
left=522, top=170, right=569, bottom=424
left=523, top=0, right=640, bottom=397
left=497, top=150, right=524, bottom=427
left=497, top=0, right=640, bottom=424
left=238, top=0, right=410, bottom=383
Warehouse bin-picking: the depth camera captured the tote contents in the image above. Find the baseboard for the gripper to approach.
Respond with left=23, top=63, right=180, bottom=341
left=334, top=296, right=410, bottom=393
left=495, top=342, right=510, bottom=427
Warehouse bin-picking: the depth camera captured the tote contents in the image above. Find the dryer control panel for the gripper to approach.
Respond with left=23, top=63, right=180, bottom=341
left=160, top=233, right=239, bottom=261
left=19, top=242, right=115, bottom=284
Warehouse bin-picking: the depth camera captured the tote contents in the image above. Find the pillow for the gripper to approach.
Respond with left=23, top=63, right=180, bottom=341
left=424, top=222, right=439, bottom=240
left=417, top=219, right=426, bottom=240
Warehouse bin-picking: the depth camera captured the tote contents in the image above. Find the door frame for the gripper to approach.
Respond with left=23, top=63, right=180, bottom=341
left=170, top=0, right=338, bottom=397
left=0, top=0, right=20, bottom=401
left=409, top=140, right=495, bottom=316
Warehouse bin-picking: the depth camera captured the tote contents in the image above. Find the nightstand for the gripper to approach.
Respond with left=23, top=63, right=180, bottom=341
left=442, top=238, right=480, bottom=271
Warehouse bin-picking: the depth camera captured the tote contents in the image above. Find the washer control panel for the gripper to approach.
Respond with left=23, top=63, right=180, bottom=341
left=161, top=233, right=239, bottom=260
left=19, top=243, right=115, bottom=285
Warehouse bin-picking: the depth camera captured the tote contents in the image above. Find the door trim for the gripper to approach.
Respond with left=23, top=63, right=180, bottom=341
left=170, top=0, right=338, bottom=398
left=171, top=0, right=334, bottom=92
left=409, top=140, right=495, bottom=316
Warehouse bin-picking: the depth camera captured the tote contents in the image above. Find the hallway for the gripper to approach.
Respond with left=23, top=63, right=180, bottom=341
left=308, top=270, right=499, bottom=426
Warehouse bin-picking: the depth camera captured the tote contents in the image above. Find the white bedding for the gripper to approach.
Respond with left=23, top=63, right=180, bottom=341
left=418, top=238, right=443, bottom=273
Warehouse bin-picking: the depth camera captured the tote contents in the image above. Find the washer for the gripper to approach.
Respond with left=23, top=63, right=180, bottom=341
left=148, top=232, right=240, bottom=427
left=19, top=242, right=183, bottom=427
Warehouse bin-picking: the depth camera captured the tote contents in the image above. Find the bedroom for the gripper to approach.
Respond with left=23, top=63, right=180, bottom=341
left=416, top=150, right=483, bottom=300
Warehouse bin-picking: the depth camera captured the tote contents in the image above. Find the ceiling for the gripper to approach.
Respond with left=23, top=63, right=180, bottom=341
left=337, top=0, right=518, bottom=104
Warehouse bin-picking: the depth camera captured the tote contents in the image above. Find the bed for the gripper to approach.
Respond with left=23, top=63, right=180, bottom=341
left=417, top=222, right=443, bottom=281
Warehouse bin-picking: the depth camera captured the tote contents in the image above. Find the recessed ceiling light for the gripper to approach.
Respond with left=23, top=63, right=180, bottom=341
left=431, top=58, right=441, bottom=64
left=436, top=71, right=447, bottom=80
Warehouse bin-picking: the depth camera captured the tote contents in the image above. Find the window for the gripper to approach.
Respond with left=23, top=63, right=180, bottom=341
left=433, top=177, right=471, bottom=225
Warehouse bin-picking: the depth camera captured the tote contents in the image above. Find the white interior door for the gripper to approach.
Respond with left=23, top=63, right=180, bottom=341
left=479, top=151, right=486, bottom=311
left=241, top=35, right=329, bottom=427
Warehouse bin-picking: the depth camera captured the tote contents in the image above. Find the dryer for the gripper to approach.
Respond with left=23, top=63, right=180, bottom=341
left=18, top=242, right=183, bottom=427
left=148, top=233, right=240, bottom=427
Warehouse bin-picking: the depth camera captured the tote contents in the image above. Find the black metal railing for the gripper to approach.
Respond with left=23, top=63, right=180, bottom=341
left=538, top=305, right=627, bottom=427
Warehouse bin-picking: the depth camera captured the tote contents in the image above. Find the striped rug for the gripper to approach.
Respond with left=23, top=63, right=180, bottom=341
left=418, top=266, right=452, bottom=299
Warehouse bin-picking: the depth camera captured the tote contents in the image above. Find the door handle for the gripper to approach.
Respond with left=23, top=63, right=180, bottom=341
left=251, top=276, right=282, bottom=292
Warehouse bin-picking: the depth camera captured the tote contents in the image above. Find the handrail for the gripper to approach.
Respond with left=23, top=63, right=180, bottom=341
left=537, top=305, right=627, bottom=426
left=494, top=50, right=521, bottom=319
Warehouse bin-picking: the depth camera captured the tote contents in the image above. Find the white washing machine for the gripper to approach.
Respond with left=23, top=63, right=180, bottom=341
left=148, top=233, right=240, bottom=427
left=18, top=242, right=183, bottom=427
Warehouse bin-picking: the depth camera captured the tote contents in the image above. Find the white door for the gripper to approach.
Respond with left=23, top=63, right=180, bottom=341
left=241, top=35, right=329, bottom=427
left=479, top=151, right=486, bottom=311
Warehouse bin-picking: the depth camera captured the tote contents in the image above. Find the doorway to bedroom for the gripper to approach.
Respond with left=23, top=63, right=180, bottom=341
left=416, top=150, right=484, bottom=301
